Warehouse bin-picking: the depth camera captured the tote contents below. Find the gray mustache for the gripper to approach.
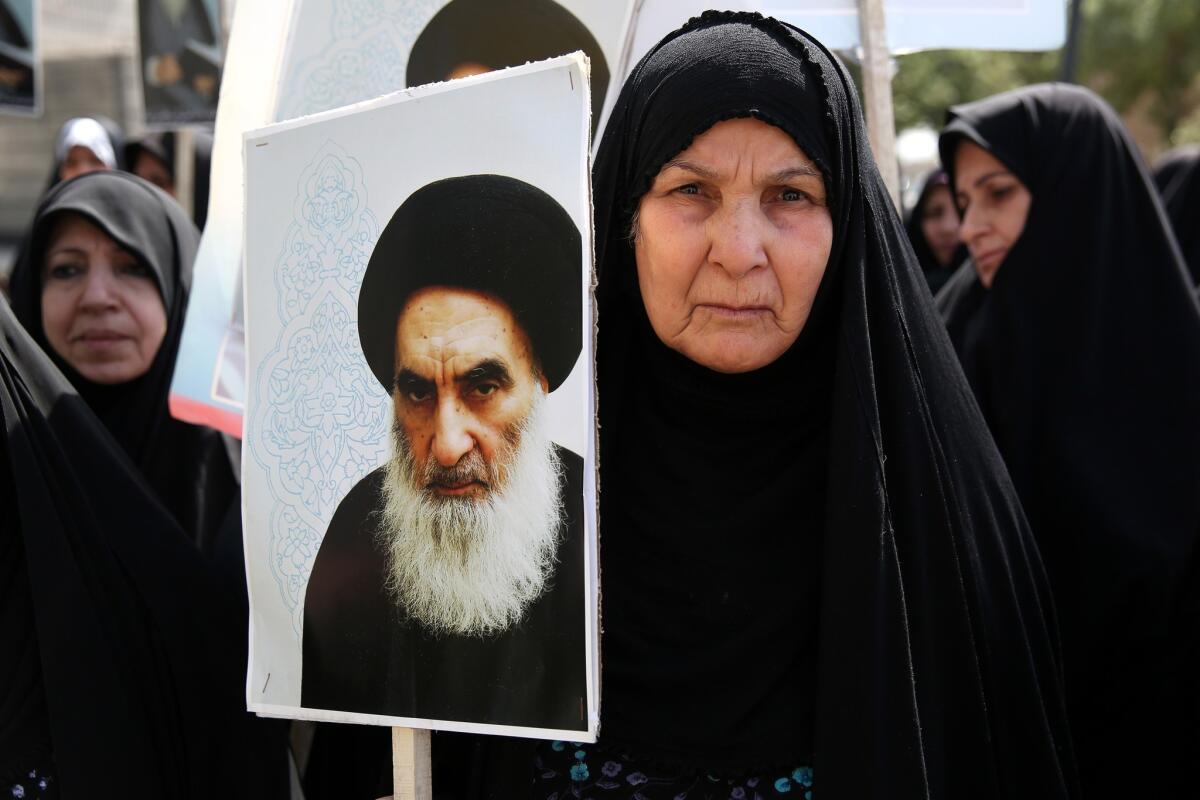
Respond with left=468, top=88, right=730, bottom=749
left=422, top=449, right=495, bottom=490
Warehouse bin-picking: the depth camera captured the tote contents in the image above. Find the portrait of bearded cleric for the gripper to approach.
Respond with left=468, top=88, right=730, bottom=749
left=301, top=174, right=587, bottom=731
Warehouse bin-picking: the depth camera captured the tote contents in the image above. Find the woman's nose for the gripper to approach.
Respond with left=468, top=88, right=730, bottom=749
left=707, top=201, right=768, bottom=278
left=79, top=266, right=117, bottom=308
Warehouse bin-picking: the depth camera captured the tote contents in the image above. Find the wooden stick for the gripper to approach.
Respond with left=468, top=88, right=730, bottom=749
left=174, top=128, right=196, bottom=220
left=392, top=727, right=432, bottom=800
left=857, top=0, right=901, bottom=210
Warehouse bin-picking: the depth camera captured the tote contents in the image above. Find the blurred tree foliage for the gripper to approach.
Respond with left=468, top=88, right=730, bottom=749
left=891, top=0, right=1200, bottom=152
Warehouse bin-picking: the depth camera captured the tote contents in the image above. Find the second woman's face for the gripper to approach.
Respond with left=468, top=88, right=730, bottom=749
left=41, top=213, right=168, bottom=385
left=953, top=141, right=1032, bottom=288
left=919, top=184, right=961, bottom=267
left=634, top=117, right=833, bottom=373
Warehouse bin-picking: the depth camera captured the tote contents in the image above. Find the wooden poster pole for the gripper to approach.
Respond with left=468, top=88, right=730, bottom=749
left=856, top=0, right=901, bottom=210
left=392, top=727, right=432, bottom=800
left=174, top=128, right=196, bottom=221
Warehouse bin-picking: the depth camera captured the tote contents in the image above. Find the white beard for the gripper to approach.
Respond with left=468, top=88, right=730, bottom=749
left=376, top=392, right=564, bottom=637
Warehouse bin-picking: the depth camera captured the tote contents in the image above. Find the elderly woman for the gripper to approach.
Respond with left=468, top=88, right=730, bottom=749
left=515, top=12, right=1077, bottom=800
left=936, top=84, right=1200, bottom=798
left=9, top=170, right=237, bottom=551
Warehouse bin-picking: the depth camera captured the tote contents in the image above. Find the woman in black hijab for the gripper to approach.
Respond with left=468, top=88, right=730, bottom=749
left=9, top=170, right=237, bottom=552
left=936, top=83, right=1200, bottom=799
left=1154, top=144, right=1200, bottom=285
left=904, top=168, right=966, bottom=294
left=528, top=12, right=1076, bottom=800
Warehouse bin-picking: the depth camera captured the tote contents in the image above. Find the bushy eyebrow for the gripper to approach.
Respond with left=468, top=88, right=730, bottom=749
left=393, top=359, right=514, bottom=395
left=461, top=358, right=513, bottom=389
left=394, top=368, right=433, bottom=395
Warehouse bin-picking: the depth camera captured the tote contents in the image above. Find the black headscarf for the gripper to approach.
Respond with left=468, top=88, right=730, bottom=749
left=937, top=83, right=1200, bottom=798
left=594, top=12, right=1075, bottom=797
left=1154, top=144, right=1200, bottom=286
left=9, top=171, right=237, bottom=552
left=904, top=169, right=966, bottom=295
left=0, top=297, right=249, bottom=795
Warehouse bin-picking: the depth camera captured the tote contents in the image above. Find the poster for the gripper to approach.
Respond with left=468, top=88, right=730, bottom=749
left=627, top=0, right=1067, bottom=67
left=170, top=0, right=636, bottom=438
left=243, top=55, right=598, bottom=739
left=137, top=0, right=223, bottom=127
left=0, top=0, right=38, bottom=116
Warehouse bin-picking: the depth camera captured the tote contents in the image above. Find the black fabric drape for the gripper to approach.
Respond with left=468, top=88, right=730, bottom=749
left=9, top=170, right=237, bottom=553
left=1154, top=144, right=1200, bottom=286
left=0, top=297, right=251, bottom=796
left=938, top=83, right=1200, bottom=798
left=593, top=12, right=1075, bottom=799
left=903, top=169, right=966, bottom=295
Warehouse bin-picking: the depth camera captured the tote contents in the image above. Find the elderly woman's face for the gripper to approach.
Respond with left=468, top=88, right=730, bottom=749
left=953, top=140, right=1031, bottom=288
left=40, top=213, right=167, bottom=384
left=634, top=117, right=832, bottom=373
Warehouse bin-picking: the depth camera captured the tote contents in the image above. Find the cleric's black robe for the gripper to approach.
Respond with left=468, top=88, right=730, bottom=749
left=302, top=445, right=587, bottom=733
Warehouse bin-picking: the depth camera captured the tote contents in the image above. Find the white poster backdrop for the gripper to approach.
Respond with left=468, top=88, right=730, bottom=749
left=628, top=0, right=1067, bottom=71
left=171, top=0, right=636, bottom=438
left=243, top=55, right=598, bottom=741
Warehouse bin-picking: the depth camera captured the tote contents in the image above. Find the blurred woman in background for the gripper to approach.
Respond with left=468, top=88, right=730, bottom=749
left=1154, top=144, right=1200, bottom=286
left=937, top=83, right=1200, bottom=799
left=49, top=116, right=123, bottom=185
left=9, top=170, right=235, bottom=549
left=904, top=168, right=965, bottom=294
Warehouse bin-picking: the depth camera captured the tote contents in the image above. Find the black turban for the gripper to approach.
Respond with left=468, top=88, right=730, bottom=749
left=357, top=173, right=582, bottom=393
left=405, top=0, right=609, bottom=136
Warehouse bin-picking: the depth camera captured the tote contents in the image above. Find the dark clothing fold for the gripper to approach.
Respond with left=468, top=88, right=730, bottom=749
left=9, top=170, right=238, bottom=552
left=938, top=83, right=1200, bottom=799
left=0, top=297, right=246, bottom=797
left=591, top=12, right=1075, bottom=799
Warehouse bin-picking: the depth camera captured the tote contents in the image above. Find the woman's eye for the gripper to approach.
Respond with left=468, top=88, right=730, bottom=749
left=989, top=185, right=1013, bottom=202
left=47, top=263, right=83, bottom=280
left=674, top=183, right=701, bottom=196
left=120, top=261, right=152, bottom=278
left=780, top=187, right=804, bottom=202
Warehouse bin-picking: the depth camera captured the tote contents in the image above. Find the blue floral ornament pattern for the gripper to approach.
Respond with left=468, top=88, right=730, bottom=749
left=276, top=142, right=379, bottom=324
left=277, top=0, right=444, bottom=121
left=250, top=142, right=389, bottom=635
left=536, top=741, right=813, bottom=800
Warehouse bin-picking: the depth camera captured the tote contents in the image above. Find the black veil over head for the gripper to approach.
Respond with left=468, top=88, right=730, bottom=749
left=938, top=83, right=1200, bottom=796
left=9, top=170, right=236, bottom=550
left=594, top=12, right=1075, bottom=798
